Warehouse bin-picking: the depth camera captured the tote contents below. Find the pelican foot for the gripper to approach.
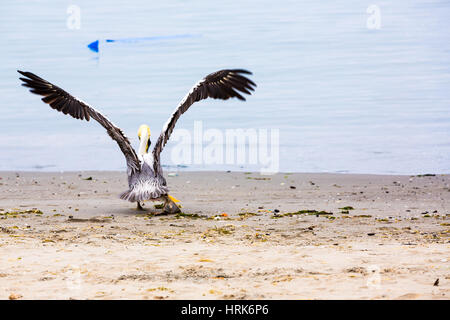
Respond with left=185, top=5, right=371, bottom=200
left=137, top=202, right=145, bottom=211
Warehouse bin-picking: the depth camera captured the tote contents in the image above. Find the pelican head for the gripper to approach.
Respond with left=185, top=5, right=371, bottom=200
left=138, top=124, right=151, bottom=155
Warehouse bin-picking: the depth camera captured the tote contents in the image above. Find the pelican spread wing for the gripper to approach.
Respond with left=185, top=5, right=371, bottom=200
left=17, top=70, right=140, bottom=173
left=152, top=69, right=256, bottom=173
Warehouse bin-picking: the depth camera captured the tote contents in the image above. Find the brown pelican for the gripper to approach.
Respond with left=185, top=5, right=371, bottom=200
left=18, top=69, right=256, bottom=213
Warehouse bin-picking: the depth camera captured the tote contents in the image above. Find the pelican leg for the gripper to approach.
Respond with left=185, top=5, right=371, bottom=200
left=137, top=202, right=145, bottom=211
left=162, top=195, right=181, bottom=214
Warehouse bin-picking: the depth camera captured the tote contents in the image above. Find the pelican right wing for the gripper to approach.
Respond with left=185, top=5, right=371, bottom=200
left=18, top=70, right=141, bottom=173
left=152, top=69, right=256, bottom=174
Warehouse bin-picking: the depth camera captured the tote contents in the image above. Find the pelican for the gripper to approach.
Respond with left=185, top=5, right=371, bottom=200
left=18, top=69, right=256, bottom=213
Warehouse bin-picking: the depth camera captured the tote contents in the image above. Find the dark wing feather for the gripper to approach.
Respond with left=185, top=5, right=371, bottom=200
left=17, top=70, right=140, bottom=173
left=152, top=69, right=256, bottom=173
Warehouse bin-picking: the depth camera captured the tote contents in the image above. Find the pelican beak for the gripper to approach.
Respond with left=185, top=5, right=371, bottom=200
left=138, top=124, right=151, bottom=155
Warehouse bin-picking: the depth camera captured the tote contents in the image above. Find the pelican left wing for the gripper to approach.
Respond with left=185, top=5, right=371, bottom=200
left=18, top=70, right=141, bottom=173
left=152, top=69, right=256, bottom=174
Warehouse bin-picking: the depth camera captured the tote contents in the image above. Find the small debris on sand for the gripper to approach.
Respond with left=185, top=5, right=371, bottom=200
left=9, top=293, right=23, bottom=300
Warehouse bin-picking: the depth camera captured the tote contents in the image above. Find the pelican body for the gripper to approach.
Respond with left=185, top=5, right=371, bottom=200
left=18, top=69, right=256, bottom=213
left=123, top=124, right=167, bottom=201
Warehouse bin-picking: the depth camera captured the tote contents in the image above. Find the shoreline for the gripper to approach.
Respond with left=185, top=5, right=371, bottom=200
left=1, top=169, right=447, bottom=176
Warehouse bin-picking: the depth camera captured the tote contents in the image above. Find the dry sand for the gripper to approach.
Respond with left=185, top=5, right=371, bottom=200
left=0, top=171, right=449, bottom=300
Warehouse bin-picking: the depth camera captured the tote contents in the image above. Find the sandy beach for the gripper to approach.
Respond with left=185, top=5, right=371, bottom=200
left=0, top=171, right=449, bottom=300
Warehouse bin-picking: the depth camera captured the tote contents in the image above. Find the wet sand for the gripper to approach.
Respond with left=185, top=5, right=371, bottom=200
left=0, top=171, right=449, bottom=299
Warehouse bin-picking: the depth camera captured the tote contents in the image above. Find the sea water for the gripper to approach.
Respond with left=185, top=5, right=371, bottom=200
left=0, top=0, right=449, bottom=174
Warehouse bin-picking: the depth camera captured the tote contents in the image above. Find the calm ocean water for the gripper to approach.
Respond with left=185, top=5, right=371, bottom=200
left=0, top=0, right=449, bottom=174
